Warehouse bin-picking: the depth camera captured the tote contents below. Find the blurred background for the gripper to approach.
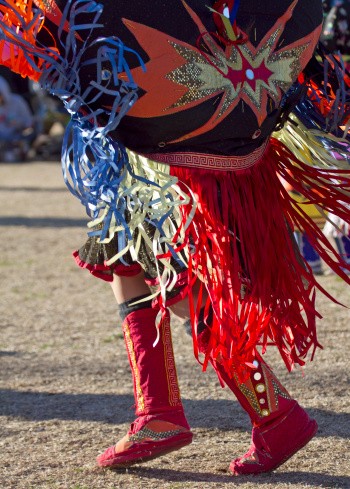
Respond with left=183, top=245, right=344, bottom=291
left=0, top=66, right=68, bottom=163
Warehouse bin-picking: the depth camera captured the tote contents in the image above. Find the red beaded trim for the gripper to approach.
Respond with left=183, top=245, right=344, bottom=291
left=142, top=141, right=268, bottom=172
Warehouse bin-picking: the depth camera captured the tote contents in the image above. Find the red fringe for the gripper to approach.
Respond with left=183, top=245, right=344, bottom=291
left=72, top=250, right=142, bottom=281
left=170, top=139, right=350, bottom=381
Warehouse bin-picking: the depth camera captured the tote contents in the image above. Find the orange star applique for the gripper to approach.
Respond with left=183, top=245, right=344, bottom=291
left=122, top=0, right=321, bottom=142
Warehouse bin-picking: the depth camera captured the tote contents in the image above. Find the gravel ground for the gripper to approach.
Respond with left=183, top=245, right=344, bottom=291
left=0, top=161, right=349, bottom=489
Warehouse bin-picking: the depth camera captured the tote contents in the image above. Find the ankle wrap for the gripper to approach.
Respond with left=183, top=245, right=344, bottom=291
left=119, top=294, right=154, bottom=320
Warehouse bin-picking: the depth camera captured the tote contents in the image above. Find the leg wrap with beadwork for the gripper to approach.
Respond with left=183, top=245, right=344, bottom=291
left=195, top=313, right=318, bottom=475
left=97, top=297, right=192, bottom=468
left=119, top=298, right=189, bottom=428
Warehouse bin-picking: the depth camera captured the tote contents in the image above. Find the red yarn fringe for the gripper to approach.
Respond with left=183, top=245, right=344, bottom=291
left=170, top=139, right=350, bottom=381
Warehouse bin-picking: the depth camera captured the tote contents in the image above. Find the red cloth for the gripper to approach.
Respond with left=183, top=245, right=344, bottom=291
left=122, top=308, right=187, bottom=425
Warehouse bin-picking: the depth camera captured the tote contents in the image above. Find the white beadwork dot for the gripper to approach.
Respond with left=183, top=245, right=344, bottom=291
left=255, top=383, right=266, bottom=393
left=101, top=69, right=111, bottom=80
left=246, top=69, right=254, bottom=80
left=223, top=6, right=230, bottom=18
left=252, top=129, right=262, bottom=139
left=259, top=398, right=266, bottom=404
left=253, top=372, right=262, bottom=381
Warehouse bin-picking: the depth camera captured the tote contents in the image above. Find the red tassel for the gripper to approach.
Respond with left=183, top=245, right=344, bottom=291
left=169, top=138, right=350, bottom=381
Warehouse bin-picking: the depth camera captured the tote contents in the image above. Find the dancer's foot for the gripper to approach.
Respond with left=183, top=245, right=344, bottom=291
left=97, top=419, right=193, bottom=469
left=230, top=402, right=318, bottom=475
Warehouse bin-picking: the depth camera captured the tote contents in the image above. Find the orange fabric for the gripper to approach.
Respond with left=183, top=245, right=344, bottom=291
left=0, top=0, right=58, bottom=81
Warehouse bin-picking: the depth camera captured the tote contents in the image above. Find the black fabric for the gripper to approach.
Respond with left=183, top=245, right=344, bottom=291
left=118, top=294, right=154, bottom=320
left=184, top=306, right=213, bottom=336
left=321, top=1, right=350, bottom=53
left=43, top=0, right=323, bottom=156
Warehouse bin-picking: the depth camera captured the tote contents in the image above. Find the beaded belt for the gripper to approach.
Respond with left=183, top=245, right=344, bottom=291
left=143, top=140, right=269, bottom=171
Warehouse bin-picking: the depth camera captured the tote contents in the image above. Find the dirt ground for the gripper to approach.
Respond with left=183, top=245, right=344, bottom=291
left=0, top=161, right=349, bottom=489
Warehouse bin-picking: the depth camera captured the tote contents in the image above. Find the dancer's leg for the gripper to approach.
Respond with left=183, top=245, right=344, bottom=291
left=174, top=292, right=318, bottom=476
left=196, top=317, right=318, bottom=476
left=97, top=273, right=192, bottom=469
left=110, top=272, right=151, bottom=302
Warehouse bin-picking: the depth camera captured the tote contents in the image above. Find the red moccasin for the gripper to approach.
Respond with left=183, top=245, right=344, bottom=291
left=230, top=402, right=318, bottom=475
left=97, top=420, right=193, bottom=468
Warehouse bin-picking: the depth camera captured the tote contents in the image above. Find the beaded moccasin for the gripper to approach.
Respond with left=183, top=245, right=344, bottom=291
left=97, top=419, right=193, bottom=468
left=230, top=402, right=318, bottom=475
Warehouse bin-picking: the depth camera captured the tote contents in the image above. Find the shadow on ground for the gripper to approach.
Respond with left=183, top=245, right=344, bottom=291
left=0, top=186, right=65, bottom=192
left=122, top=466, right=350, bottom=488
left=1, top=389, right=349, bottom=439
left=0, top=217, right=87, bottom=228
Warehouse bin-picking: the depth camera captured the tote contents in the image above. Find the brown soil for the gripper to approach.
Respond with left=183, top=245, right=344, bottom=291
left=0, top=161, right=349, bottom=489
